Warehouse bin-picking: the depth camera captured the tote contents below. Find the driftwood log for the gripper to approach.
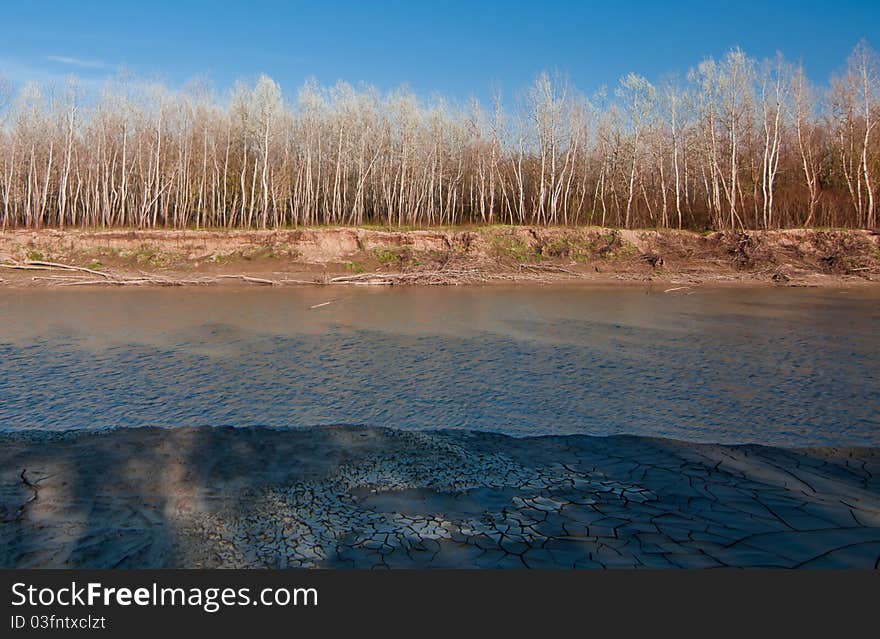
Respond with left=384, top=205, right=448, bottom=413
left=3, top=259, right=585, bottom=287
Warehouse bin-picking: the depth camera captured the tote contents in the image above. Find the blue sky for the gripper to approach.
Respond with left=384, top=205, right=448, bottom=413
left=2, top=0, right=879, bottom=101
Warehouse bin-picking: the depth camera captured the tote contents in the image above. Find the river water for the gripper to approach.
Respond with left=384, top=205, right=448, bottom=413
left=0, top=285, right=877, bottom=447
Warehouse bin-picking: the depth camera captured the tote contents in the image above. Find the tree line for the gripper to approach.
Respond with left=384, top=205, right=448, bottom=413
left=0, top=41, right=878, bottom=231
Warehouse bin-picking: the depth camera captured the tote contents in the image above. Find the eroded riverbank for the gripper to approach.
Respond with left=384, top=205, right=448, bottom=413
left=1, top=227, right=879, bottom=287
left=2, top=426, right=878, bottom=569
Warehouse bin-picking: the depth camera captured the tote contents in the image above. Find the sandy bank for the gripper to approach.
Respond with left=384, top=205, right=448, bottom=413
left=2, top=426, right=878, bottom=569
left=1, top=227, right=879, bottom=288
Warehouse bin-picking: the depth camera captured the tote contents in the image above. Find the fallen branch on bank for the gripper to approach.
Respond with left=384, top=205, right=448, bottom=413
left=328, top=268, right=490, bottom=285
left=4, top=258, right=593, bottom=287
left=29, top=273, right=217, bottom=286
left=280, top=278, right=322, bottom=285
left=517, top=263, right=579, bottom=275
left=216, top=274, right=278, bottom=285
left=24, top=259, right=113, bottom=278
left=848, top=266, right=880, bottom=273
left=0, top=263, right=58, bottom=271
left=56, top=279, right=124, bottom=286
left=17, top=266, right=283, bottom=286
left=31, top=275, right=89, bottom=282
left=56, top=278, right=206, bottom=286
left=2, top=259, right=116, bottom=278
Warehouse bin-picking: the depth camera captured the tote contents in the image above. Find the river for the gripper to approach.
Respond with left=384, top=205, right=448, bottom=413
left=1, top=285, right=877, bottom=446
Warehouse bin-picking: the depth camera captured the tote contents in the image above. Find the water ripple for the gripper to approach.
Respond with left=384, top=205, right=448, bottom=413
left=0, top=287, right=877, bottom=447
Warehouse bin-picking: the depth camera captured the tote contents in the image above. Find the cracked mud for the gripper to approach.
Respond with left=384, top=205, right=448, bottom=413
left=1, top=426, right=878, bottom=568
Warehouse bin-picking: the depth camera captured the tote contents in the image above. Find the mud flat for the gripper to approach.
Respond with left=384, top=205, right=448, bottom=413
left=1, top=426, right=878, bottom=569
left=1, top=227, right=879, bottom=287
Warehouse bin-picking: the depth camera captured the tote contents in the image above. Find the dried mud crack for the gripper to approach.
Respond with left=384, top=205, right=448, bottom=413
left=1, top=426, right=878, bottom=569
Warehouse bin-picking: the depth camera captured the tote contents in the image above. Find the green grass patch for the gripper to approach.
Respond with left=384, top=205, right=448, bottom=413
left=373, top=248, right=400, bottom=265
left=490, top=234, right=535, bottom=262
left=239, top=246, right=279, bottom=261
left=371, top=246, right=417, bottom=266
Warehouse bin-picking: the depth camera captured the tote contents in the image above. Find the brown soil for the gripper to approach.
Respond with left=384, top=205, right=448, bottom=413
left=1, top=226, right=879, bottom=288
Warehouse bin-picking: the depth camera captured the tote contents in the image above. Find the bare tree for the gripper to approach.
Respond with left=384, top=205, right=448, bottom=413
left=791, top=65, right=822, bottom=226
left=615, top=74, right=656, bottom=228
left=758, top=54, right=789, bottom=228
left=0, top=43, right=876, bottom=231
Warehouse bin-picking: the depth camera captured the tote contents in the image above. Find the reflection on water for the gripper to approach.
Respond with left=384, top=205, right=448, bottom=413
left=0, top=285, right=877, bottom=446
